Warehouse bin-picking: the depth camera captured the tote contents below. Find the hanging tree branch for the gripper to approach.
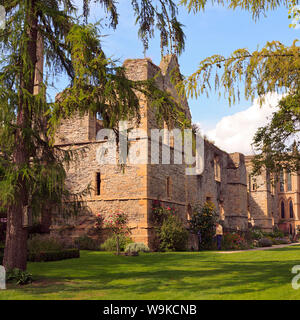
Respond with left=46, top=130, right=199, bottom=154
left=176, top=40, right=300, bottom=105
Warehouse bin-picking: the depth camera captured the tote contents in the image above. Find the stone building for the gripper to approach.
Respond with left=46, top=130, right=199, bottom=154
left=53, top=55, right=300, bottom=247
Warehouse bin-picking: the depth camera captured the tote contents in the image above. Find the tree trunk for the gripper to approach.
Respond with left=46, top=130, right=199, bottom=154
left=3, top=0, right=38, bottom=271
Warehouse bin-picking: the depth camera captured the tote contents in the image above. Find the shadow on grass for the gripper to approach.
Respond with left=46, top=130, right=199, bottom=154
left=14, top=248, right=300, bottom=299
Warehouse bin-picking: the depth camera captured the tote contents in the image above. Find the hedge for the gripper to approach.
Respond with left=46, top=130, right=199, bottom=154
left=27, top=249, right=80, bottom=262
left=0, top=249, right=80, bottom=264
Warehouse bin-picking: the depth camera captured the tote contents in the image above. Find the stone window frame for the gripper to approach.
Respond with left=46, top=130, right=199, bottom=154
left=214, top=155, right=221, bottom=182
left=166, top=176, right=172, bottom=199
left=248, top=174, right=251, bottom=192
left=95, top=172, right=102, bottom=197
left=252, top=177, right=258, bottom=191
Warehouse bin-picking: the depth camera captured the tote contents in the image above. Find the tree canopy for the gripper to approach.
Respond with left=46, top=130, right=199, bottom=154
left=0, top=0, right=187, bottom=270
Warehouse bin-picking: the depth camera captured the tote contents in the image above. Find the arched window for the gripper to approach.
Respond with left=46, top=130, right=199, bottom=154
left=281, top=201, right=285, bottom=219
left=289, top=200, right=294, bottom=219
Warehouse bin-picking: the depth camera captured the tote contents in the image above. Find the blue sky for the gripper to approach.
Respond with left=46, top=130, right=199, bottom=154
left=49, top=1, right=298, bottom=152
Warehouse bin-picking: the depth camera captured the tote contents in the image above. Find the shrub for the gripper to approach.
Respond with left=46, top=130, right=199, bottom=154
left=222, top=232, right=250, bottom=250
left=100, top=234, right=133, bottom=252
left=6, top=268, right=33, bottom=285
left=188, top=202, right=219, bottom=250
left=249, top=228, right=265, bottom=240
left=269, top=228, right=285, bottom=239
left=258, top=237, right=273, bottom=247
left=158, top=214, right=188, bottom=252
left=27, top=234, right=65, bottom=254
left=276, top=238, right=290, bottom=244
left=27, top=249, right=80, bottom=262
left=152, top=205, right=188, bottom=251
left=125, top=242, right=150, bottom=254
left=74, top=235, right=99, bottom=250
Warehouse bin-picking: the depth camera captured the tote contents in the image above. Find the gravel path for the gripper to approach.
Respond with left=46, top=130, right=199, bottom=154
left=217, top=242, right=300, bottom=254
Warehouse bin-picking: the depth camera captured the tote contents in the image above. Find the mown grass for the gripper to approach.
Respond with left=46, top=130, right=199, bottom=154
left=1, top=246, right=300, bottom=300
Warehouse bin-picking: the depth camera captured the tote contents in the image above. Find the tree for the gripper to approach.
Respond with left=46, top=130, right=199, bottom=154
left=103, top=212, right=131, bottom=255
left=0, top=0, right=186, bottom=270
left=251, top=90, right=300, bottom=176
left=179, top=0, right=299, bottom=173
left=152, top=205, right=188, bottom=251
left=188, top=202, right=218, bottom=250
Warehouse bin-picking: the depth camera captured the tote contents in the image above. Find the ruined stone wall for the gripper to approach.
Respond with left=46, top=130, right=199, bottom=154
left=245, top=156, right=277, bottom=231
left=53, top=54, right=298, bottom=248
left=54, top=111, right=96, bottom=145
left=225, top=153, right=248, bottom=230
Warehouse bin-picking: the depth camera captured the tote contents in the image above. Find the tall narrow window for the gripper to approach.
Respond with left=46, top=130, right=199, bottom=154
left=280, top=170, right=284, bottom=192
left=248, top=175, right=251, bottom=192
left=266, top=171, right=270, bottom=191
left=214, top=156, right=221, bottom=181
left=287, top=171, right=292, bottom=191
left=252, top=178, right=257, bottom=191
left=289, top=200, right=294, bottom=219
left=281, top=200, right=285, bottom=219
left=187, top=204, right=192, bottom=221
left=166, top=177, right=171, bottom=198
left=96, top=172, right=101, bottom=196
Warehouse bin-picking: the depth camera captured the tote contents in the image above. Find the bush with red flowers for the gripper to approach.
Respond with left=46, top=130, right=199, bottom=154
left=103, top=211, right=131, bottom=255
left=222, top=232, right=250, bottom=250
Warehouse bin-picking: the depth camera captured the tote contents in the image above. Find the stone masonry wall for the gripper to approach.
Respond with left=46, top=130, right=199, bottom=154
left=52, top=54, right=300, bottom=248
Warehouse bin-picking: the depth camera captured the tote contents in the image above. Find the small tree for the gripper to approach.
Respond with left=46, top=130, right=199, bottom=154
left=152, top=205, right=188, bottom=251
left=188, top=202, right=218, bottom=250
left=104, top=212, right=131, bottom=255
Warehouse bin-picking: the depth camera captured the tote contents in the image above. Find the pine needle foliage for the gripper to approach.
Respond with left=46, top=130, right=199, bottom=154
left=176, top=40, right=300, bottom=106
left=179, top=0, right=299, bottom=174
left=0, top=0, right=187, bottom=270
left=180, top=0, right=291, bottom=20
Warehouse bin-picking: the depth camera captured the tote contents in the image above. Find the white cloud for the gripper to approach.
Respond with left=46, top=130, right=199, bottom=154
left=200, top=93, right=283, bottom=155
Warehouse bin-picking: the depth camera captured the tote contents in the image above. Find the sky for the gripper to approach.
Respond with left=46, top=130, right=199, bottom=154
left=49, top=1, right=299, bottom=155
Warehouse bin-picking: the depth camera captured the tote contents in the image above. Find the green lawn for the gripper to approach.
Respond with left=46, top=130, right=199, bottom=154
left=1, top=246, right=300, bottom=300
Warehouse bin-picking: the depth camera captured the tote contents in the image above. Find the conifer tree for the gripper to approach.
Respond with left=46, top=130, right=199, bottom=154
left=0, top=0, right=186, bottom=270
